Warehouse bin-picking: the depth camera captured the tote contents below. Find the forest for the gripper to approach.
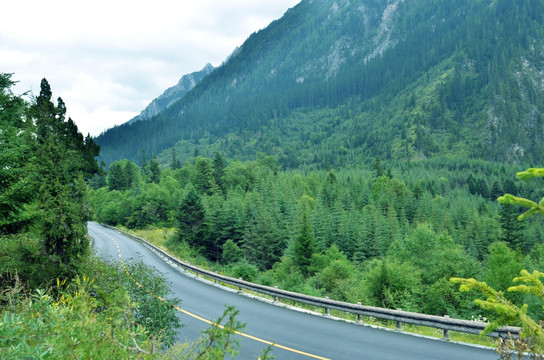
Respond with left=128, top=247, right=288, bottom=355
left=89, top=151, right=544, bottom=324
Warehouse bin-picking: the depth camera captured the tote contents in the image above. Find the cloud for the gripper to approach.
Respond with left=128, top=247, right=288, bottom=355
left=0, top=0, right=300, bottom=136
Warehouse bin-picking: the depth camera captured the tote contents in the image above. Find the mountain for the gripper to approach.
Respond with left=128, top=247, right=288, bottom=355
left=96, top=0, right=544, bottom=168
left=127, top=63, right=214, bottom=124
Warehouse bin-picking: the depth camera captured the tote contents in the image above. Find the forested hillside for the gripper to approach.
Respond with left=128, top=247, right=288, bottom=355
left=97, top=0, right=544, bottom=168
left=89, top=153, right=544, bottom=321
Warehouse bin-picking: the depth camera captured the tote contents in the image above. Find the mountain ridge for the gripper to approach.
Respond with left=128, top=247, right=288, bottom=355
left=96, top=0, right=544, bottom=168
left=127, top=63, right=214, bottom=125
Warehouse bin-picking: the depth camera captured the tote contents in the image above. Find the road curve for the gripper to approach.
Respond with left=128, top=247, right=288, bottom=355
left=89, top=222, right=498, bottom=360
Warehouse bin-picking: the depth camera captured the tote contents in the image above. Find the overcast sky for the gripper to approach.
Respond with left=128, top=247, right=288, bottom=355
left=1, top=0, right=301, bottom=136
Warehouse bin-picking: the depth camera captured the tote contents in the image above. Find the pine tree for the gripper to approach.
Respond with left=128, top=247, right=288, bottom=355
left=176, top=186, right=207, bottom=249
left=171, top=148, right=181, bottom=170
left=193, top=156, right=213, bottom=195
left=0, top=73, right=34, bottom=234
left=148, top=156, right=161, bottom=184
left=499, top=203, right=526, bottom=251
left=213, top=152, right=227, bottom=195
left=30, top=78, right=99, bottom=269
left=372, top=156, right=384, bottom=178
left=293, top=211, right=316, bottom=277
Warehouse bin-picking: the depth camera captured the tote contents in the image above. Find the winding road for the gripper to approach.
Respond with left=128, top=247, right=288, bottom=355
left=89, top=222, right=498, bottom=359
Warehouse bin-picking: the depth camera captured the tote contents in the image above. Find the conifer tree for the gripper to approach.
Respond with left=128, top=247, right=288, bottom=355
left=176, top=186, right=208, bottom=249
left=213, top=152, right=227, bottom=195
left=193, top=156, right=213, bottom=195
left=148, top=156, right=161, bottom=183
left=0, top=73, right=33, bottom=234
left=293, top=211, right=316, bottom=277
left=171, top=148, right=181, bottom=170
left=453, top=168, right=544, bottom=357
left=30, top=78, right=99, bottom=270
left=372, top=156, right=384, bottom=178
left=499, top=203, right=526, bottom=251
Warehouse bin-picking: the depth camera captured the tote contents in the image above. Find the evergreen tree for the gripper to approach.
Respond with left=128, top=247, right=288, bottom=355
left=293, top=211, right=316, bottom=277
left=320, top=171, right=338, bottom=208
left=107, top=162, right=125, bottom=191
left=213, top=152, right=227, bottom=195
left=0, top=73, right=34, bottom=234
left=490, top=180, right=504, bottom=200
left=30, top=78, right=99, bottom=269
left=171, top=148, right=181, bottom=170
left=372, top=156, right=384, bottom=178
left=148, top=156, right=161, bottom=184
left=499, top=203, right=526, bottom=251
left=242, top=202, right=285, bottom=270
left=193, top=156, right=213, bottom=195
left=176, top=186, right=207, bottom=250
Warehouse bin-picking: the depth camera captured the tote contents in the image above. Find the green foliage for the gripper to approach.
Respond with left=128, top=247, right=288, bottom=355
left=226, top=261, right=259, bottom=282
left=0, top=73, right=34, bottom=235
left=121, top=259, right=182, bottom=345
left=484, top=242, right=524, bottom=295
left=292, top=211, right=316, bottom=276
left=0, top=276, right=158, bottom=359
left=499, top=168, right=544, bottom=221
left=362, top=259, right=422, bottom=311
left=222, top=239, right=244, bottom=265
left=90, top=156, right=544, bottom=322
left=108, top=159, right=142, bottom=191
left=388, top=224, right=480, bottom=285
left=453, top=167, right=544, bottom=357
left=0, top=257, right=258, bottom=359
left=148, top=156, right=161, bottom=184
left=27, top=78, right=100, bottom=271
left=177, top=185, right=209, bottom=253
left=1, top=76, right=100, bottom=276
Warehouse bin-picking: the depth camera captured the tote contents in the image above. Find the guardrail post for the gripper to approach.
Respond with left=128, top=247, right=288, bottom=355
left=357, top=302, right=364, bottom=324
left=324, top=297, right=330, bottom=316
left=238, top=278, right=243, bottom=293
left=443, top=315, right=450, bottom=340
left=101, top=223, right=522, bottom=341
left=274, top=286, right=279, bottom=303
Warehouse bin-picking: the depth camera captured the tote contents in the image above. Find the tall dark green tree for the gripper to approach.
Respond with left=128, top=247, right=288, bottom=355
left=372, top=156, right=384, bottom=178
left=193, top=156, right=213, bottom=195
left=30, top=78, right=99, bottom=270
left=499, top=203, right=526, bottom=251
left=148, top=156, right=161, bottom=184
left=0, top=73, right=34, bottom=234
left=176, top=186, right=208, bottom=250
left=213, top=152, right=227, bottom=195
left=171, top=148, right=181, bottom=170
left=293, top=211, right=316, bottom=277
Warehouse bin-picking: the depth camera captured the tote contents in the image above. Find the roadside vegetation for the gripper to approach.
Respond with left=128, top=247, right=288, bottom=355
left=0, top=74, right=265, bottom=359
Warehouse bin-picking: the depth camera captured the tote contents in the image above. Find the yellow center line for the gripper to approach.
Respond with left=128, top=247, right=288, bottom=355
left=94, top=227, right=330, bottom=360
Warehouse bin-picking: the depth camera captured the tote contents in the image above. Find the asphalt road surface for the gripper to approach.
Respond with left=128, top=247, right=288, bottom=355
left=89, top=222, right=499, bottom=360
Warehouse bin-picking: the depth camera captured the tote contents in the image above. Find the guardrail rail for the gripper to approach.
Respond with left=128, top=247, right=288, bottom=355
left=103, top=224, right=521, bottom=341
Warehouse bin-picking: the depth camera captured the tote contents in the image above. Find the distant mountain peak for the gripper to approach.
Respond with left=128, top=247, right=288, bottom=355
left=97, top=0, right=544, bottom=167
left=128, top=63, right=214, bottom=124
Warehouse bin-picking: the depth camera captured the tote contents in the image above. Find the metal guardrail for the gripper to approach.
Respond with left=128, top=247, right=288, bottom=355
left=103, top=224, right=521, bottom=341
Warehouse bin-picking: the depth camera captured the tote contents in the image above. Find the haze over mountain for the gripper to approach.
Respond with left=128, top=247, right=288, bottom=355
left=96, top=0, right=544, bottom=168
